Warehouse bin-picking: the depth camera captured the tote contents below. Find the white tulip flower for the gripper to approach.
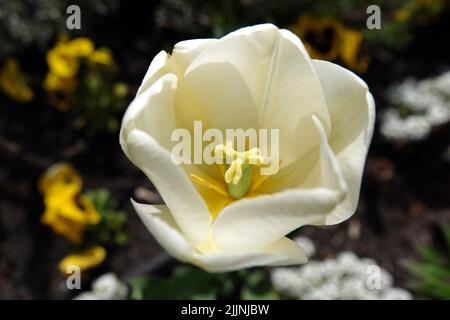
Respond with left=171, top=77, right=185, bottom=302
left=120, top=24, right=375, bottom=272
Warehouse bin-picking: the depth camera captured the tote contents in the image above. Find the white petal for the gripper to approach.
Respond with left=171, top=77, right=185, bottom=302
left=131, top=201, right=307, bottom=273
left=194, top=237, right=307, bottom=272
left=212, top=188, right=341, bottom=252
left=136, top=50, right=169, bottom=96
left=125, top=129, right=211, bottom=244
left=183, top=24, right=331, bottom=166
left=312, top=60, right=375, bottom=224
left=131, top=200, right=194, bottom=262
left=175, top=58, right=258, bottom=132
left=211, top=116, right=346, bottom=252
left=136, top=39, right=217, bottom=96
left=258, top=115, right=348, bottom=192
left=256, top=28, right=331, bottom=166
left=222, top=23, right=278, bottom=39
left=303, top=115, right=348, bottom=192
left=169, top=39, right=218, bottom=76
left=120, top=73, right=177, bottom=155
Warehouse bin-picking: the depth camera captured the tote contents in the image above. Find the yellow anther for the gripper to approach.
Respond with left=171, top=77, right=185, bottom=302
left=224, top=157, right=244, bottom=185
left=243, top=147, right=265, bottom=165
left=214, top=140, right=235, bottom=163
left=214, top=141, right=269, bottom=187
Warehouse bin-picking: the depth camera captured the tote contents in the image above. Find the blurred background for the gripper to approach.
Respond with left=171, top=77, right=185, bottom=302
left=0, top=0, right=449, bottom=300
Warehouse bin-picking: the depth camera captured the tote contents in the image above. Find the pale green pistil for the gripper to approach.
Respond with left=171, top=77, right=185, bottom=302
left=215, top=141, right=266, bottom=200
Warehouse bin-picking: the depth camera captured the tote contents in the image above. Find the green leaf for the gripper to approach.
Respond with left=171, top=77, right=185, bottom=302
left=416, top=245, right=449, bottom=266
left=84, top=188, right=129, bottom=246
left=128, top=265, right=235, bottom=300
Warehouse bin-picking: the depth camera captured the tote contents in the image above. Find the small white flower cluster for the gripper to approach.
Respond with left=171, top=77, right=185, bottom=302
left=380, top=71, right=450, bottom=141
left=75, top=273, right=128, bottom=300
left=271, top=251, right=412, bottom=300
left=294, top=236, right=316, bottom=258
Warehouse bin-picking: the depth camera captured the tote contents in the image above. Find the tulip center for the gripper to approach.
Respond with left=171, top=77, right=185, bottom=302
left=214, top=141, right=265, bottom=200
left=190, top=140, right=273, bottom=217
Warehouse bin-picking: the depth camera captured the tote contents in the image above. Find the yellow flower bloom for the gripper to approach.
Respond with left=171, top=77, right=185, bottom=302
left=89, top=47, right=114, bottom=66
left=39, top=162, right=81, bottom=193
left=46, top=37, right=95, bottom=78
left=340, top=29, right=370, bottom=73
left=39, top=163, right=101, bottom=243
left=290, top=15, right=370, bottom=73
left=43, top=70, right=77, bottom=112
left=59, top=246, right=106, bottom=275
left=43, top=72, right=76, bottom=93
left=46, top=45, right=80, bottom=78
left=0, top=58, right=34, bottom=103
left=66, top=37, right=95, bottom=57
left=290, top=15, right=343, bottom=60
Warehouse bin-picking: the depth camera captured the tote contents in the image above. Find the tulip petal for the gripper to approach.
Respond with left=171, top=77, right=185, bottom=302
left=136, top=50, right=169, bottom=96
left=126, top=129, right=211, bottom=244
left=212, top=188, right=341, bottom=252
left=176, top=61, right=258, bottom=132
left=132, top=200, right=307, bottom=273
left=131, top=200, right=195, bottom=262
left=132, top=199, right=307, bottom=272
left=256, top=28, right=331, bottom=166
left=169, top=39, right=218, bottom=76
left=137, top=39, right=217, bottom=96
left=311, top=60, right=375, bottom=224
left=194, top=236, right=307, bottom=272
left=302, top=115, right=348, bottom=192
left=212, top=116, right=346, bottom=252
left=120, top=73, right=178, bottom=155
left=184, top=24, right=331, bottom=167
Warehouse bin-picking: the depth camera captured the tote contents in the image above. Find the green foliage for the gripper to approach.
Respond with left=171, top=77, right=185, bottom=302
left=129, top=265, right=233, bottom=300
left=239, top=269, right=278, bottom=300
left=74, top=70, right=129, bottom=134
left=85, top=188, right=129, bottom=247
left=129, top=265, right=277, bottom=300
left=405, top=222, right=450, bottom=300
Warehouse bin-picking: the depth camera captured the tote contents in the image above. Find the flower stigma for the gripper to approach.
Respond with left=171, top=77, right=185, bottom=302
left=214, top=140, right=267, bottom=200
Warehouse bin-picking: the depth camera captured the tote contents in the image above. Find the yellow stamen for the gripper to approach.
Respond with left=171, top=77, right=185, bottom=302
left=215, top=140, right=267, bottom=186
left=191, top=141, right=274, bottom=206
left=190, top=174, right=229, bottom=197
left=251, top=173, right=271, bottom=192
left=251, top=160, right=282, bottom=192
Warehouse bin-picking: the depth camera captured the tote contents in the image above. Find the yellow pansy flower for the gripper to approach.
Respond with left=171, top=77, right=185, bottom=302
left=43, top=72, right=76, bottom=93
left=340, top=29, right=370, bottom=73
left=66, top=37, right=95, bottom=57
left=290, top=15, right=370, bottom=73
left=39, top=163, right=101, bottom=243
left=46, top=45, right=80, bottom=78
left=46, top=37, right=94, bottom=78
left=39, top=162, right=82, bottom=194
left=59, top=246, right=106, bottom=275
left=0, top=58, right=34, bottom=103
left=89, top=47, right=114, bottom=66
left=43, top=69, right=76, bottom=112
left=290, top=15, right=343, bottom=60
